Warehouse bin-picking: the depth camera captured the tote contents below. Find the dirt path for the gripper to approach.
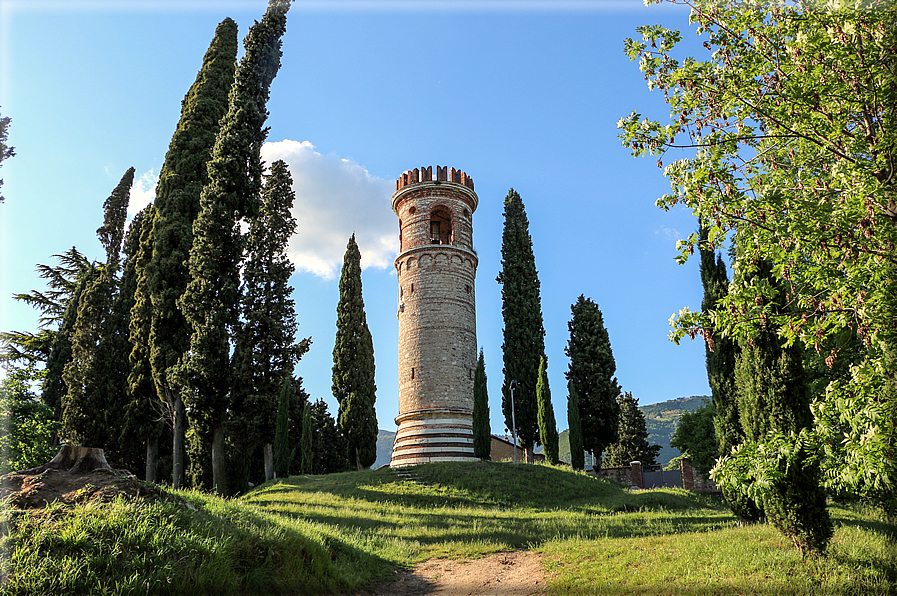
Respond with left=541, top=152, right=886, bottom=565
left=364, top=551, right=547, bottom=596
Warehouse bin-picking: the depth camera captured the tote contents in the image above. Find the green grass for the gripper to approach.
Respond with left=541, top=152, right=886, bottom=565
left=3, top=461, right=895, bottom=594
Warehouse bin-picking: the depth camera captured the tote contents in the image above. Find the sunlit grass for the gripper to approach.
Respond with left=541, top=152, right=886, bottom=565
left=3, top=461, right=894, bottom=594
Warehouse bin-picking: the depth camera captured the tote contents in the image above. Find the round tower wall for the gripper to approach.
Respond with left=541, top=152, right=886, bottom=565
left=396, top=247, right=477, bottom=414
left=390, top=168, right=479, bottom=467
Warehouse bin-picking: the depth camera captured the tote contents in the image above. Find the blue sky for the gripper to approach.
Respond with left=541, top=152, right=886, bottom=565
left=0, top=0, right=712, bottom=434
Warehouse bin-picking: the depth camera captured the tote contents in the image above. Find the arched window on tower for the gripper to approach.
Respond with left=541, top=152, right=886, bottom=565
left=430, top=207, right=453, bottom=245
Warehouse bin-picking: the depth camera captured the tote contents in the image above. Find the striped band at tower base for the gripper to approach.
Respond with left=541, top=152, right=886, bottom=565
left=390, top=408, right=478, bottom=467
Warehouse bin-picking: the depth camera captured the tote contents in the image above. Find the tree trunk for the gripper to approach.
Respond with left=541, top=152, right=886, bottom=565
left=264, top=443, right=275, bottom=481
left=355, top=447, right=362, bottom=471
left=17, top=445, right=113, bottom=475
left=212, top=423, right=225, bottom=494
left=171, top=389, right=186, bottom=489
left=145, top=435, right=159, bottom=483
left=525, top=446, right=535, bottom=464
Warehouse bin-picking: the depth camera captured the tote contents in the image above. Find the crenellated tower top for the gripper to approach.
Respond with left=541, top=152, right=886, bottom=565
left=395, top=166, right=474, bottom=192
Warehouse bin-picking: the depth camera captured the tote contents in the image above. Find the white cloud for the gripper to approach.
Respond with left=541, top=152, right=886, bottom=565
left=128, top=169, right=157, bottom=218
left=261, top=139, right=398, bottom=280
left=657, top=226, right=680, bottom=241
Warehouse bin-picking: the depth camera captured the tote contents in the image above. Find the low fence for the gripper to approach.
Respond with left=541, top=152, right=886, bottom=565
left=595, top=459, right=719, bottom=493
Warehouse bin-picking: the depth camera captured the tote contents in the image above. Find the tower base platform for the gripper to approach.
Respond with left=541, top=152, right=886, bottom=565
left=390, top=408, right=478, bottom=467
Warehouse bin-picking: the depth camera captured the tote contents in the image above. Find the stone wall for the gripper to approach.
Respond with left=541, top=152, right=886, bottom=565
left=596, top=459, right=719, bottom=493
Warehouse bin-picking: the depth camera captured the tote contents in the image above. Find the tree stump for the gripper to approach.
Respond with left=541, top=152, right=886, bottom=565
left=16, top=445, right=114, bottom=475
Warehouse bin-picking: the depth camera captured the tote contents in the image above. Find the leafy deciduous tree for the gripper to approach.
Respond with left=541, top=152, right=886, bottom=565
left=619, top=0, right=897, bottom=514
left=670, top=400, right=717, bottom=474
left=0, top=363, right=58, bottom=473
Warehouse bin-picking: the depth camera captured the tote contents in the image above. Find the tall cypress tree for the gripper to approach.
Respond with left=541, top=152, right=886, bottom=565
left=62, top=167, right=134, bottom=451
left=273, top=377, right=292, bottom=478
left=536, top=355, right=558, bottom=465
left=146, top=18, right=238, bottom=489
left=231, top=159, right=305, bottom=486
left=731, top=256, right=832, bottom=549
left=300, top=403, right=313, bottom=475
left=107, top=203, right=148, bottom=472
left=567, top=382, right=585, bottom=471
left=332, top=234, right=378, bottom=470
left=0, top=107, right=13, bottom=204
left=602, top=392, right=660, bottom=469
left=472, top=349, right=491, bottom=461
left=125, top=206, right=163, bottom=481
left=496, top=189, right=545, bottom=463
left=179, top=1, right=290, bottom=493
left=564, top=295, right=621, bottom=469
left=698, top=224, right=741, bottom=460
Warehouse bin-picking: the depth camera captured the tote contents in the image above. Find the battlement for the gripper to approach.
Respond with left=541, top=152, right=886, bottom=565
left=396, top=166, right=474, bottom=192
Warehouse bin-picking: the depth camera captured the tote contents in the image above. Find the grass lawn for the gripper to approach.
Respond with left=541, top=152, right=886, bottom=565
left=2, top=461, right=895, bottom=594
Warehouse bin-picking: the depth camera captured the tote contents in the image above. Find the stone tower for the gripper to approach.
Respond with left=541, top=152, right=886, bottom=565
left=390, top=166, right=479, bottom=467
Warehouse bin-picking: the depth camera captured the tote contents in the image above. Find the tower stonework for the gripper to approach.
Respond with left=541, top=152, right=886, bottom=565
left=390, top=166, right=479, bottom=467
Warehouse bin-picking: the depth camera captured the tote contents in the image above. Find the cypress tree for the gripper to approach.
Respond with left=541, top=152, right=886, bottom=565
left=700, top=227, right=760, bottom=520
left=564, top=295, right=621, bottom=469
left=536, top=355, right=559, bottom=465
left=496, top=189, right=545, bottom=463
left=125, top=205, right=163, bottom=481
left=332, top=234, right=378, bottom=470
left=698, top=224, right=742, bottom=460
left=300, top=403, right=313, bottom=474
left=231, top=159, right=304, bottom=486
left=62, top=167, right=134, bottom=450
left=567, top=382, right=585, bottom=471
left=273, top=377, right=292, bottom=478
left=0, top=107, right=13, bottom=204
left=732, top=256, right=832, bottom=550
left=602, top=392, right=661, bottom=469
left=179, top=0, right=290, bottom=492
left=147, top=17, right=238, bottom=489
left=306, top=398, right=348, bottom=475
left=472, top=349, right=491, bottom=461
left=107, top=203, right=146, bottom=471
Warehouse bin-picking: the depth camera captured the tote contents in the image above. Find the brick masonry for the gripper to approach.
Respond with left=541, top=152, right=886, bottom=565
left=390, top=167, right=480, bottom=467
